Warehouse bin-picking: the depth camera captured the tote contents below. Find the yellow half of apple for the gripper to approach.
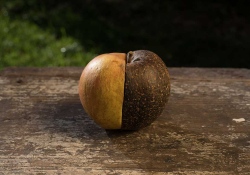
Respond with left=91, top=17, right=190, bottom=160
left=79, top=53, right=126, bottom=129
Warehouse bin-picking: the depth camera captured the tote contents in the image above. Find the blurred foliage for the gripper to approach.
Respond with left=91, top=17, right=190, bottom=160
left=1, top=0, right=250, bottom=68
left=0, top=16, right=96, bottom=69
left=0, top=4, right=96, bottom=69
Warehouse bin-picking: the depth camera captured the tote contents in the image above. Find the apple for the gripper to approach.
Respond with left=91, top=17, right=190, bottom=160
left=79, top=50, right=170, bottom=130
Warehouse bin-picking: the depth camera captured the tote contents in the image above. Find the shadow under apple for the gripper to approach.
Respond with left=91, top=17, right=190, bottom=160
left=34, top=98, right=105, bottom=140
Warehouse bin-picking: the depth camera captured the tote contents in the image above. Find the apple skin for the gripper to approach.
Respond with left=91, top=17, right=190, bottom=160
left=79, top=53, right=126, bottom=129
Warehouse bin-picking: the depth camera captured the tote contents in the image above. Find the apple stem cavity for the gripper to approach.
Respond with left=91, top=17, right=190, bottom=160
left=127, top=51, right=133, bottom=63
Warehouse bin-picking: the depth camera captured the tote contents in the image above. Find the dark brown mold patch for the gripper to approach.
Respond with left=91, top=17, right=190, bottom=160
left=122, top=50, right=171, bottom=130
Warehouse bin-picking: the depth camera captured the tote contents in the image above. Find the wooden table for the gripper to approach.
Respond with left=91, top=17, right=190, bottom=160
left=0, top=67, right=250, bottom=175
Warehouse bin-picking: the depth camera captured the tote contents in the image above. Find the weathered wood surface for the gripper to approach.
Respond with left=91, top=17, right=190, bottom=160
left=0, top=67, right=250, bottom=175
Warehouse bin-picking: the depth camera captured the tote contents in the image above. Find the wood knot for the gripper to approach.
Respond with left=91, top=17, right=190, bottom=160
left=16, top=79, right=23, bottom=83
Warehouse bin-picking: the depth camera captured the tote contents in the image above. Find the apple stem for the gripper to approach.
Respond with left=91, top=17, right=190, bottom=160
left=127, top=51, right=133, bottom=63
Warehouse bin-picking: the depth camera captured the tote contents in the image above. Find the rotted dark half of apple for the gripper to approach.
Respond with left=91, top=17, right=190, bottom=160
left=79, top=50, right=170, bottom=130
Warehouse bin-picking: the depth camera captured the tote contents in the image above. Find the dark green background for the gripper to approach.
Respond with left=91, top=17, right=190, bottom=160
left=1, top=0, right=250, bottom=69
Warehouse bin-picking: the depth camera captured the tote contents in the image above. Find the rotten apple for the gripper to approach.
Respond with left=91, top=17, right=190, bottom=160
left=79, top=50, right=170, bottom=130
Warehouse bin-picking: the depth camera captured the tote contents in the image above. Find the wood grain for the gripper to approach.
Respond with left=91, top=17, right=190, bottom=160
left=0, top=67, right=250, bottom=175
